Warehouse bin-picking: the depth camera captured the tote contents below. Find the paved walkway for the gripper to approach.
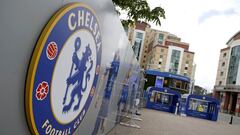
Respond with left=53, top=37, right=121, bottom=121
left=108, top=109, right=240, bottom=135
left=218, top=112, right=240, bottom=125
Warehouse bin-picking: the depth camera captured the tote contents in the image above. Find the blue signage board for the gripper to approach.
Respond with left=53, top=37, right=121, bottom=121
left=145, top=70, right=190, bottom=82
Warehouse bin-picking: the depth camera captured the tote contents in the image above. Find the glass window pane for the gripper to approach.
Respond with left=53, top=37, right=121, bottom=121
left=169, top=50, right=181, bottom=74
left=136, top=32, right=143, bottom=39
left=227, top=45, right=240, bottom=84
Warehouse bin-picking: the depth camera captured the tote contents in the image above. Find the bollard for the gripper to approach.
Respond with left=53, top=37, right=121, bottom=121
left=229, top=115, right=233, bottom=125
left=175, top=103, right=179, bottom=115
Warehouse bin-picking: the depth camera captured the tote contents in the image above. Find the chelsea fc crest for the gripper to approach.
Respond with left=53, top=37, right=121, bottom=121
left=25, top=3, right=102, bottom=135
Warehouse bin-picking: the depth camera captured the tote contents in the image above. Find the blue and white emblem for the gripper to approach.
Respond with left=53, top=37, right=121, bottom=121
left=25, top=3, right=102, bottom=135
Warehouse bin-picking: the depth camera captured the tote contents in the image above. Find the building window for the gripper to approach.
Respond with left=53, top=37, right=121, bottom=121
left=223, top=53, right=227, bottom=57
left=219, top=81, right=222, bottom=85
left=169, top=49, right=181, bottom=74
left=159, top=62, right=162, bottom=65
left=227, top=45, right=240, bottom=84
left=184, top=73, right=188, bottom=76
left=160, top=55, right=163, bottom=58
left=133, top=32, right=144, bottom=60
left=220, top=71, right=224, bottom=76
left=222, top=62, right=225, bottom=67
left=158, top=34, right=164, bottom=44
left=136, top=32, right=143, bottom=39
left=161, top=49, right=164, bottom=52
left=185, top=67, right=188, bottom=70
left=186, top=61, right=189, bottom=64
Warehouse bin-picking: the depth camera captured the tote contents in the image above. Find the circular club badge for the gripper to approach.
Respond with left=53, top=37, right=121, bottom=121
left=25, top=3, right=102, bottom=135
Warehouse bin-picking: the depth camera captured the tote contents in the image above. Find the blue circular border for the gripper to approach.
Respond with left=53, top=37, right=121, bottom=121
left=26, top=3, right=102, bottom=135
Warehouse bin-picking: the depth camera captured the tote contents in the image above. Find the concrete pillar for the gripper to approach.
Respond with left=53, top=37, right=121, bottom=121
left=223, top=92, right=230, bottom=113
left=213, top=91, right=220, bottom=99
left=222, top=92, right=229, bottom=113
left=221, top=92, right=226, bottom=112
left=235, top=93, right=240, bottom=116
left=228, top=93, right=233, bottom=113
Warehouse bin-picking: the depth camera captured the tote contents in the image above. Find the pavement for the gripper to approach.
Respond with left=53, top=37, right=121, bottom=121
left=108, top=109, right=240, bottom=135
left=218, top=112, right=240, bottom=125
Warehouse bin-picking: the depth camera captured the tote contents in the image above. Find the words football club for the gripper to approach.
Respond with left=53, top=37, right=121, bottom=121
left=25, top=3, right=102, bottom=135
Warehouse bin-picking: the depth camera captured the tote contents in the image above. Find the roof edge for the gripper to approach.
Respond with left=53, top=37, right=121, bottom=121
left=226, top=31, right=240, bottom=45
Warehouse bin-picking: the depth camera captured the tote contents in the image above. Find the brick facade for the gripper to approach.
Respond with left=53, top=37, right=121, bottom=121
left=165, top=40, right=189, bottom=51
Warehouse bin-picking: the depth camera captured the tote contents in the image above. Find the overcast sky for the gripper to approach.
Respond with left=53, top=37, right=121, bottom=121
left=145, top=0, right=240, bottom=92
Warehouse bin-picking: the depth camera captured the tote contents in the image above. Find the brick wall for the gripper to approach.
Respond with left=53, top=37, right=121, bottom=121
left=165, top=40, right=189, bottom=51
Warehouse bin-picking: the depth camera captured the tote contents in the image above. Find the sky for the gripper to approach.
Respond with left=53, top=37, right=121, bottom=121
left=144, top=0, right=240, bottom=92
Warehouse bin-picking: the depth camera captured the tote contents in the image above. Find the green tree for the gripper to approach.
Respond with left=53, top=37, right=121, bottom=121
left=112, top=0, right=165, bottom=27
